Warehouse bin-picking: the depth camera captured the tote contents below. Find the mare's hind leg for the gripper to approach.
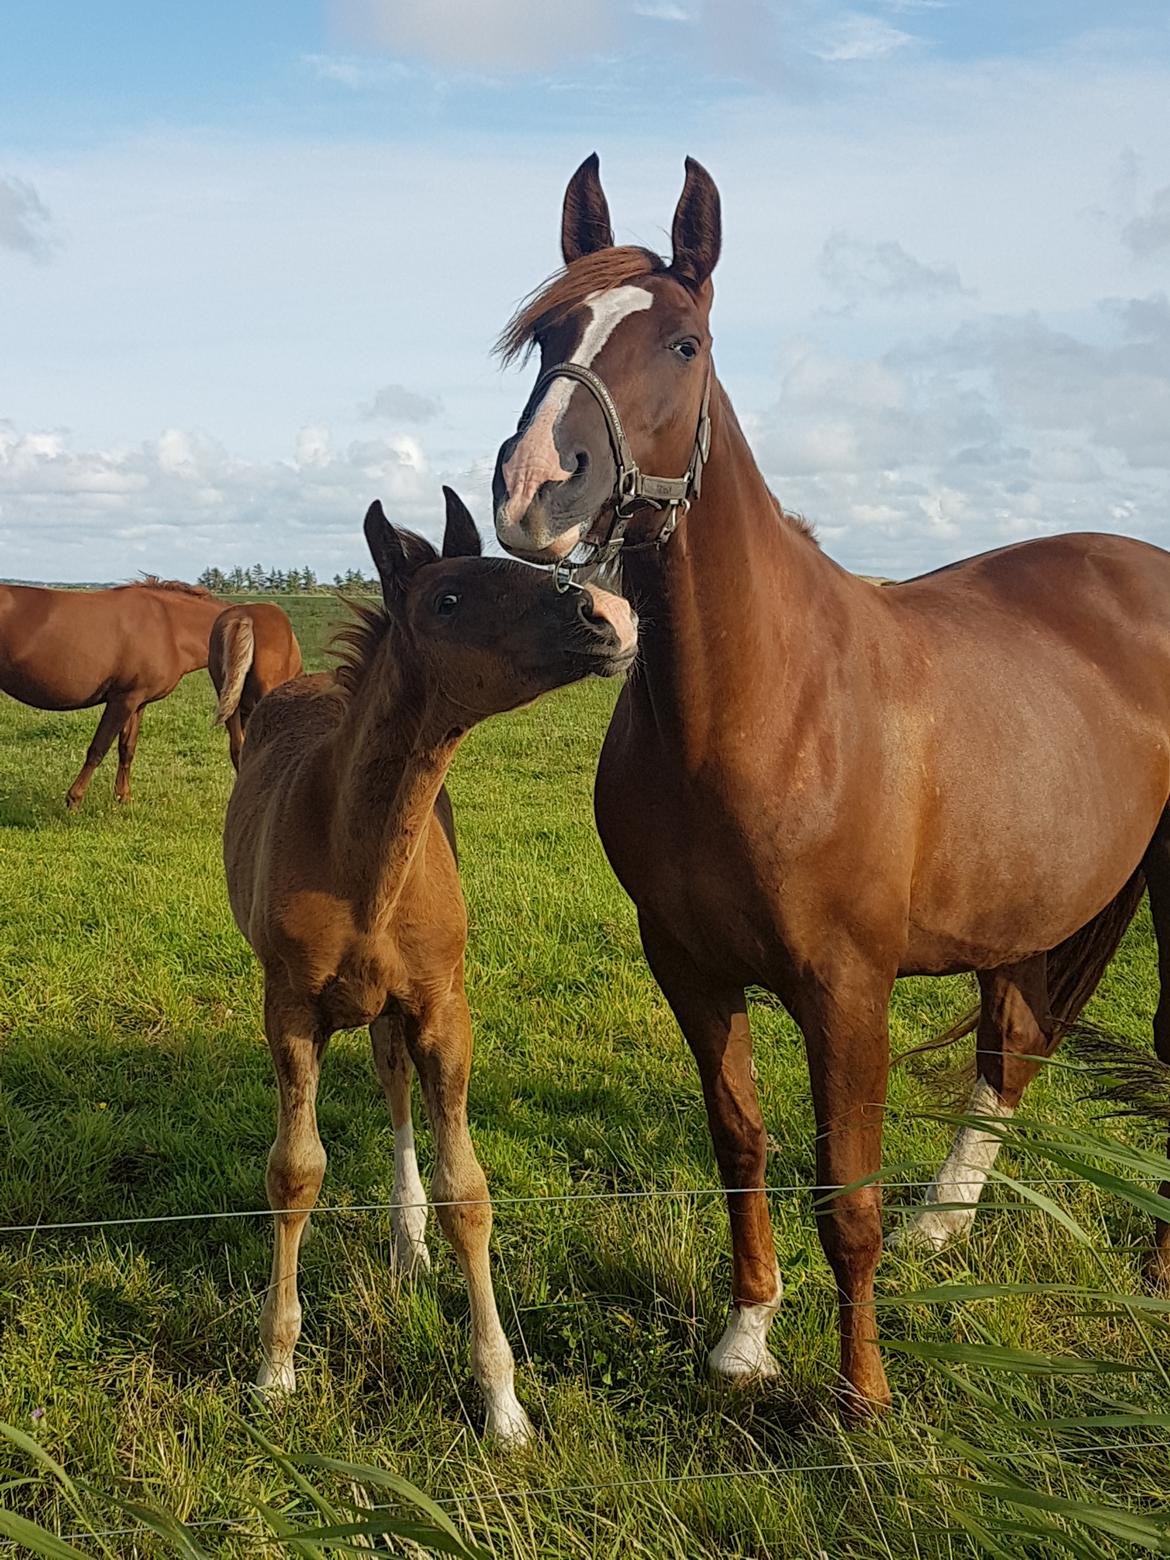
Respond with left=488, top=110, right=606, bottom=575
left=893, top=957, right=1051, bottom=1252
left=409, top=986, right=532, bottom=1446
left=639, top=916, right=782, bottom=1385
left=65, top=695, right=134, bottom=810
left=1142, top=833, right=1170, bottom=1290
left=113, top=705, right=143, bottom=803
left=370, top=1010, right=432, bottom=1277
left=256, top=993, right=328, bottom=1395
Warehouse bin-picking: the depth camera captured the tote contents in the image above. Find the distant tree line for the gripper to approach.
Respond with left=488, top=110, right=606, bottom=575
left=196, top=565, right=379, bottom=594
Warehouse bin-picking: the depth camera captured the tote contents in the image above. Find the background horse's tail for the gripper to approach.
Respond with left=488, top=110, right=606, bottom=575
left=210, top=610, right=254, bottom=728
left=898, top=871, right=1148, bottom=1062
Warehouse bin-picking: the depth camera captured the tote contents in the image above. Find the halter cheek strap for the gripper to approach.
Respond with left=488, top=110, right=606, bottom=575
left=523, top=359, right=712, bottom=588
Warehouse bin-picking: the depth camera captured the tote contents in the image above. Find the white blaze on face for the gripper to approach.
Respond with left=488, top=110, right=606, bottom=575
left=500, top=284, right=654, bottom=523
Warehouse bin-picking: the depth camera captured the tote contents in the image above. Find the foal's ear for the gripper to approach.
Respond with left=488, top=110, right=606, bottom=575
left=671, top=156, right=721, bottom=291
left=562, top=152, right=614, bottom=264
left=441, top=486, right=482, bottom=558
left=363, top=499, right=431, bottom=601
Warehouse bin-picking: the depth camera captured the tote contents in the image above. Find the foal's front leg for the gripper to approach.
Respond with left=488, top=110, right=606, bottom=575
left=409, top=986, right=533, bottom=1446
left=640, top=918, right=783, bottom=1384
left=257, top=992, right=328, bottom=1395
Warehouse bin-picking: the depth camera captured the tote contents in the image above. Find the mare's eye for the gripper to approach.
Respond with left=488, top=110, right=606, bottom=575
left=434, top=592, right=461, bottom=617
left=671, top=337, right=699, bottom=361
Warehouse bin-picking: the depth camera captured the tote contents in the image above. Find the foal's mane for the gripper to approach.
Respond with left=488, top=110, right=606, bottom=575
left=496, top=245, right=667, bottom=366
left=329, top=528, right=439, bottom=695
left=136, top=574, right=216, bottom=598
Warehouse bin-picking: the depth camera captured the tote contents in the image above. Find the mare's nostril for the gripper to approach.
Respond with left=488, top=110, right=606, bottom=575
left=574, top=451, right=590, bottom=477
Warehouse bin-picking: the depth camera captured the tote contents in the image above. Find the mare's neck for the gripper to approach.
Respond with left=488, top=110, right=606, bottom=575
left=326, top=643, right=458, bottom=927
left=159, top=592, right=224, bottom=672
left=621, top=381, right=853, bottom=765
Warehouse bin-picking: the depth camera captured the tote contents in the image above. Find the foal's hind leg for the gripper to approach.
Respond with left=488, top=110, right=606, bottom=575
left=408, top=987, right=532, bottom=1446
left=65, top=695, right=134, bottom=810
left=256, top=994, right=328, bottom=1395
left=893, top=958, right=1051, bottom=1252
left=1142, top=835, right=1170, bottom=1290
left=370, top=1010, right=432, bottom=1277
left=113, top=705, right=143, bottom=803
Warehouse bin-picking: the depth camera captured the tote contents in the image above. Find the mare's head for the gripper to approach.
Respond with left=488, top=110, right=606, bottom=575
left=353, top=488, right=637, bottom=724
left=493, top=153, right=721, bottom=563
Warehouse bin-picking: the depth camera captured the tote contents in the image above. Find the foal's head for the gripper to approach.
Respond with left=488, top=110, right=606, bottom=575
left=353, top=488, right=637, bottom=724
left=493, top=153, right=721, bottom=564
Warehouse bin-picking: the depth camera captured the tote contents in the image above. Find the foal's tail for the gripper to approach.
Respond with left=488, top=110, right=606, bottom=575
left=897, top=871, right=1148, bottom=1062
left=210, top=611, right=255, bottom=727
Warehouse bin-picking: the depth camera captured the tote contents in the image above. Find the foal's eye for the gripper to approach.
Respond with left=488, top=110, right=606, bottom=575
left=434, top=592, right=461, bottom=617
left=671, top=337, right=700, bottom=362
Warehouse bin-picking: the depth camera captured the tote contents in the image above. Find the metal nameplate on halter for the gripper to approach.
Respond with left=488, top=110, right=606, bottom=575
left=638, top=475, right=688, bottom=503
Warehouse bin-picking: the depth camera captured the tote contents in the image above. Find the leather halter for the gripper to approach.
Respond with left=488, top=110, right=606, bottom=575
left=524, top=359, right=712, bottom=589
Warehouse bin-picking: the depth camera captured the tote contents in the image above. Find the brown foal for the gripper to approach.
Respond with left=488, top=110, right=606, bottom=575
left=0, top=577, right=223, bottom=809
left=491, top=153, right=1170, bottom=1415
left=222, top=488, right=635, bottom=1443
left=209, top=602, right=303, bottom=769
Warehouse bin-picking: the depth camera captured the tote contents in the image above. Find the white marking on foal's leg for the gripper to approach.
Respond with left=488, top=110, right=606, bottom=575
left=708, top=1266, right=784, bottom=1384
left=392, top=1121, right=432, bottom=1278
left=888, top=1077, right=1012, bottom=1252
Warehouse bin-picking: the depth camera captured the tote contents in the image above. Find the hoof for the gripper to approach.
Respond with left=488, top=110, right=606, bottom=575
left=839, top=1377, right=893, bottom=1422
left=64, top=794, right=82, bottom=812
left=485, top=1395, right=535, bottom=1449
left=708, top=1294, right=784, bottom=1386
left=885, top=1212, right=968, bottom=1254
left=254, top=1358, right=296, bottom=1397
left=393, top=1236, right=432, bottom=1280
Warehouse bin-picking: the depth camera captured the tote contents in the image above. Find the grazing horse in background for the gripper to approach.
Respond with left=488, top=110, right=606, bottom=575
left=491, top=153, right=1170, bottom=1416
left=223, top=488, right=636, bottom=1444
left=209, top=602, right=303, bottom=769
left=0, top=577, right=224, bottom=809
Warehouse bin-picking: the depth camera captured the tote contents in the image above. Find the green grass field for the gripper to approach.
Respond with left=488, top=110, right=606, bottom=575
left=1, top=596, right=1168, bottom=1556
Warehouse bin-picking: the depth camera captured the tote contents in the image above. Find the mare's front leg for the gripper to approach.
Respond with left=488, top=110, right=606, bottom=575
left=256, top=991, right=328, bottom=1395
left=370, top=1010, right=432, bottom=1276
left=408, top=984, right=533, bottom=1446
left=65, top=694, right=134, bottom=810
left=113, top=705, right=143, bottom=803
left=640, top=917, right=783, bottom=1384
left=798, top=965, right=894, bottom=1416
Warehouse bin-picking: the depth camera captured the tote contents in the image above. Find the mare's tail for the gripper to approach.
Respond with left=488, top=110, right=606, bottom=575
left=210, top=612, right=255, bottom=727
left=898, top=871, right=1148, bottom=1063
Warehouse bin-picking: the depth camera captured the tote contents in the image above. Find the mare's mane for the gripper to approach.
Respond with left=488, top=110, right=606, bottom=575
left=497, top=246, right=667, bottom=366
left=136, top=574, right=216, bottom=598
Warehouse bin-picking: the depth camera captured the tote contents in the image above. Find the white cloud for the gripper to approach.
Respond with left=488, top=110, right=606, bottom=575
left=1123, top=183, right=1170, bottom=258
left=813, top=12, right=914, bottom=61
left=328, top=0, right=613, bottom=72
left=819, top=230, right=966, bottom=301
left=0, top=418, right=481, bottom=579
left=0, top=175, right=58, bottom=263
left=362, top=382, right=442, bottom=422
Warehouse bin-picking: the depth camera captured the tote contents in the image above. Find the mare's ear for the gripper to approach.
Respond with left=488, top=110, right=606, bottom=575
left=562, top=152, right=614, bottom=263
left=671, top=156, right=721, bottom=291
left=363, top=499, right=433, bottom=603
left=441, top=486, right=482, bottom=558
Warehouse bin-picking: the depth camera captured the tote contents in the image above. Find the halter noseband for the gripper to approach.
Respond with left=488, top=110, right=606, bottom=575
left=524, top=360, right=712, bottom=590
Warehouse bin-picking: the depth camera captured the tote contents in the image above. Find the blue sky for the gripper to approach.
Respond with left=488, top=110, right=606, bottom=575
left=2, top=1, right=1169, bottom=580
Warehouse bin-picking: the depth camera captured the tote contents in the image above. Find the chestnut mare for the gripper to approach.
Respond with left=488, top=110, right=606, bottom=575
left=223, top=489, right=635, bottom=1443
left=491, top=154, right=1170, bottom=1415
left=0, top=577, right=224, bottom=809
left=209, top=602, right=303, bottom=769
